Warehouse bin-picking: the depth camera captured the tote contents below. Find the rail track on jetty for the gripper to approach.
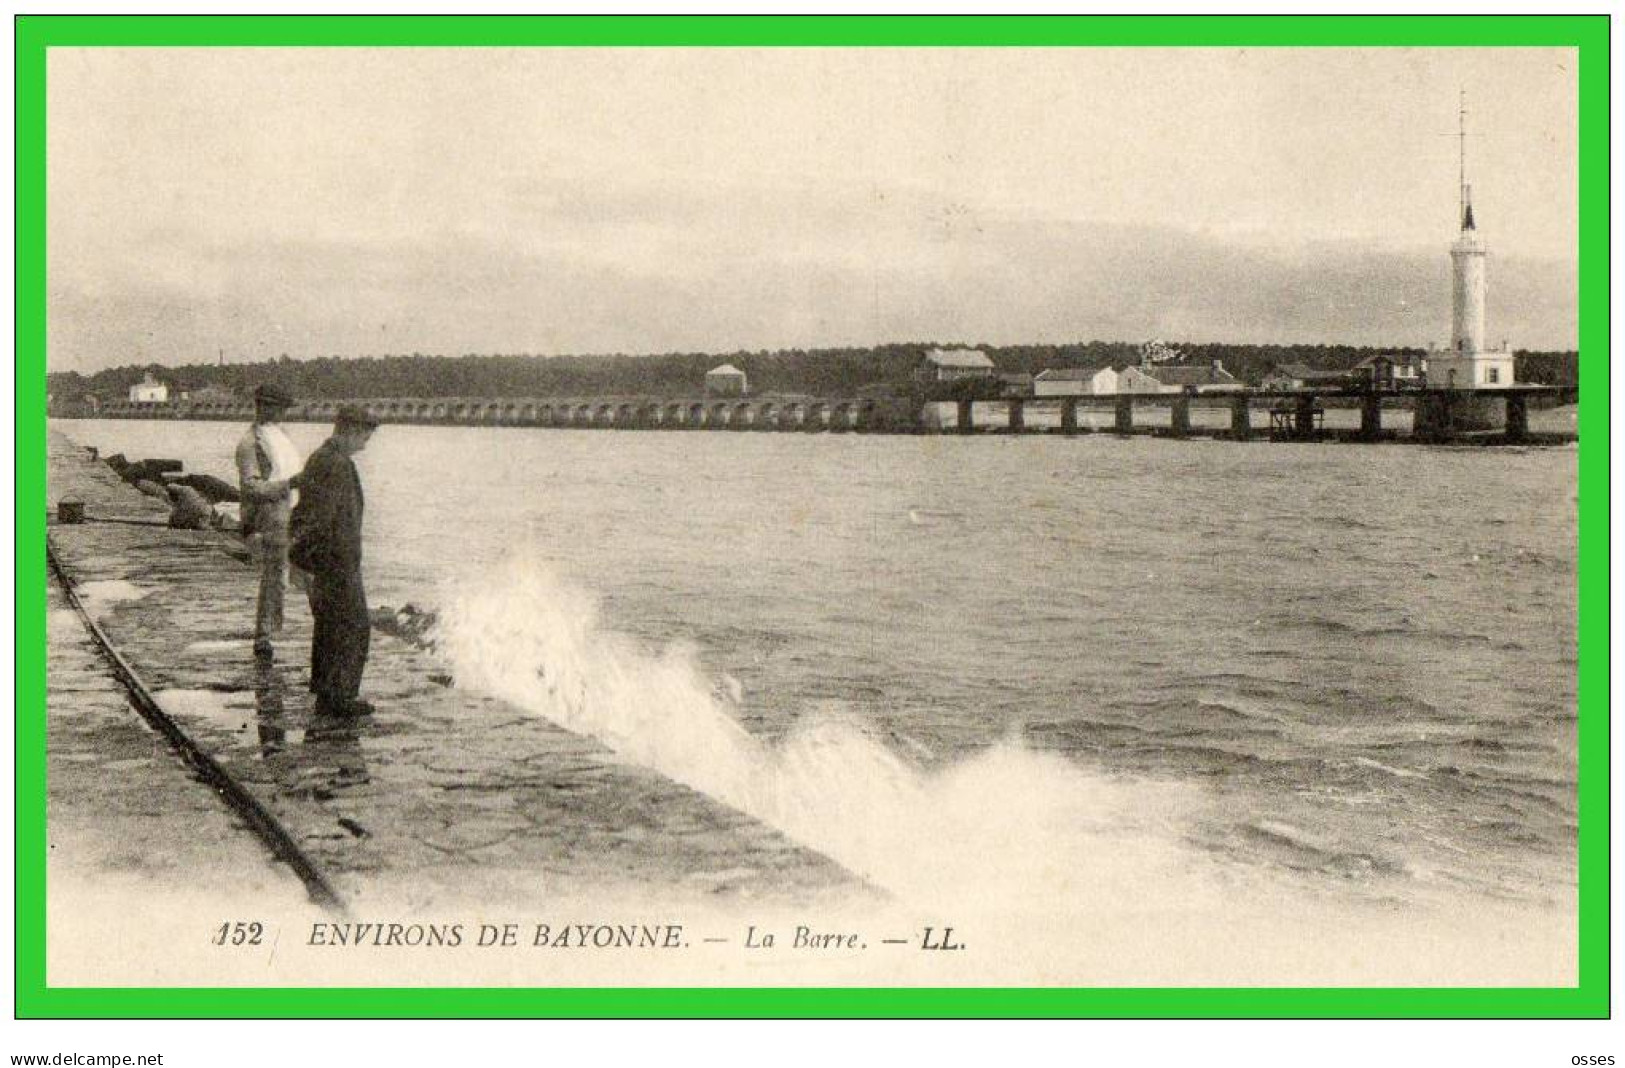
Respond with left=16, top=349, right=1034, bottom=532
left=48, top=538, right=348, bottom=912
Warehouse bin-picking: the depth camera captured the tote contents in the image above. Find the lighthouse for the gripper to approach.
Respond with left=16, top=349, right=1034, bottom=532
left=1427, top=92, right=1515, bottom=391
left=1450, top=193, right=1487, bottom=356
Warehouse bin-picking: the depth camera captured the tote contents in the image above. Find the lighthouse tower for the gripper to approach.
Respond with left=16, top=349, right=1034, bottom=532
left=1427, top=93, right=1515, bottom=390
left=1450, top=193, right=1487, bottom=356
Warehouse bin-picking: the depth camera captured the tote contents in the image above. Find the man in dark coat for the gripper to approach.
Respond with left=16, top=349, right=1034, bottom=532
left=290, top=405, right=379, bottom=717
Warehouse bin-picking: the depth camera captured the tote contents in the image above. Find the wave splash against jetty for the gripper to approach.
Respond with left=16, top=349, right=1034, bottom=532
left=434, top=546, right=1208, bottom=908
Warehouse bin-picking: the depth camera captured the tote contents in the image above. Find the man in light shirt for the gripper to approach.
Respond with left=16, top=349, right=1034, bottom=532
left=235, top=383, right=304, bottom=658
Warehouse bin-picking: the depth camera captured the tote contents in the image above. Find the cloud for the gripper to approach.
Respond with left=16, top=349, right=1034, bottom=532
left=47, top=177, right=1577, bottom=372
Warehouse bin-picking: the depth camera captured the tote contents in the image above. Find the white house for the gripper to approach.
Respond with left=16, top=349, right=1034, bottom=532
left=916, top=348, right=995, bottom=384
left=1351, top=353, right=1426, bottom=390
left=1121, top=359, right=1243, bottom=394
left=1034, top=367, right=1119, bottom=397
left=705, top=363, right=748, bottom=396
left=128, top=372, right=169, bottom=404
left=1116, top=365, right=1170, bottom=394
left=1147, top=360, right=1244, bottom=393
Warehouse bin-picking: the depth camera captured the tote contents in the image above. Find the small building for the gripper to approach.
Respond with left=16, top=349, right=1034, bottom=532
left=1261, top=363, right=1352, bottom=391
left=915, top=348, right=996, bottom=385
left=1428, top=348, right=1514, bottom=389
left=1116, top=365, right=1169, bottom=394
left=705, top=363, right=748, bottom=396
left=1150, top=359, right=1243, bottom=393
left=997, top=372, right=1034, bottom=399
left=129, top=372, right=169, bottom=404
left=1034, top=367, right=1119, bottom=397
left=1124, top=359, right=1243, bottom=394
left=1350, top=353, right=1425, bottom=391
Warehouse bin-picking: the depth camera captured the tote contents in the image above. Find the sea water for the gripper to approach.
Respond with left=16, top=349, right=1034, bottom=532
left=59, top=420, right=1578, bottom=933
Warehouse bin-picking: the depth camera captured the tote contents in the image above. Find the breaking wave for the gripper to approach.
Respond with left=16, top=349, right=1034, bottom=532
left=435, top=546, right=1213, bottom=907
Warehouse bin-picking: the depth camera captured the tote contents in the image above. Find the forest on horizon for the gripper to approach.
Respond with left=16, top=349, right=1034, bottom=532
left=49, top=341, right=1582, bottom=403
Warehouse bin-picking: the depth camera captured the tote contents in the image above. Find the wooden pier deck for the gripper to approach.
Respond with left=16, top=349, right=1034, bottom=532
left=45, top=430, right=853, bottom=913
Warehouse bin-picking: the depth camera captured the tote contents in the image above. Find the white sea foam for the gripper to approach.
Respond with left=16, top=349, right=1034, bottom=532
left=431, top=551, right=1576, bottom=986
left=436, top=546, right=1217, bottom=909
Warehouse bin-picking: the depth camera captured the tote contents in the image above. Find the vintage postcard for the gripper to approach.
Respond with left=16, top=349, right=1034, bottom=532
left=23, top=16, right=1604, bottom=1016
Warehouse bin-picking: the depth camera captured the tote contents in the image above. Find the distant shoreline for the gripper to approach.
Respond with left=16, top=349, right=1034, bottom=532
left=48, top=344, right=1580, bottom=408
left=52, top=391, right=1579, bottom=448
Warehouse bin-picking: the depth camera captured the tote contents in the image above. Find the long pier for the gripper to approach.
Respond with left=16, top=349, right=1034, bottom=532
left=82, top=385, right=1577, bottom=445
left=94, top=394, right=903, bottom=432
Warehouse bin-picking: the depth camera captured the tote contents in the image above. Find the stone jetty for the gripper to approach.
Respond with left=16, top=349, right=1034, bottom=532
left=47, top=571, right=310, bottom=907
left=45, top=429, right=852, bottom=912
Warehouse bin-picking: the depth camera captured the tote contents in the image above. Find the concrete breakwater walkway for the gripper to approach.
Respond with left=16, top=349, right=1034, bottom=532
left=45, top=429, right=851, bottom=912
left=47, top=570, right=312, bottom=908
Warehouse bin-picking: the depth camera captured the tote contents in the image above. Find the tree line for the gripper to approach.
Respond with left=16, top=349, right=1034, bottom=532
left=49, top=342, right=1581, bottom=402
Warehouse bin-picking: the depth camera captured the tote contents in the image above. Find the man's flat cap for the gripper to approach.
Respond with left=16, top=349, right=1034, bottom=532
left=335, top=403, right=380, bottom=430
left=254, top=383, right=294, bottom=407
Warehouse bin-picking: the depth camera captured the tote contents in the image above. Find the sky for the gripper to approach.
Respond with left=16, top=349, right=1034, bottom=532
left=46, top=47, right=1579, bottom=373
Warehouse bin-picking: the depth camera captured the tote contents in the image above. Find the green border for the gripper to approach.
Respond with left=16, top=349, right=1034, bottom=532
left=16, top=14, right=1609, bottom=1019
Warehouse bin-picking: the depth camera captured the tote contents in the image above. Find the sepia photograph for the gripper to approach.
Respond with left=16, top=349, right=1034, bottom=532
left=30, top=21, right=1595, bottom=1009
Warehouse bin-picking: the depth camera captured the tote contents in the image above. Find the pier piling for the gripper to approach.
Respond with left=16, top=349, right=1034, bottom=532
left=1295, top=395, right=1320, bottom=439
left=1360, top=392, right=1383, bottom=441
left=1060, top=398, right=1079, bottom=436
left=1170, top=395, right=1191, bottom=438
left=1506, top=393, right=1530, bottom=443
left=1115, top=396, right=1134, bottom=435
left=1230, top=395, right=1252, bottom=441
